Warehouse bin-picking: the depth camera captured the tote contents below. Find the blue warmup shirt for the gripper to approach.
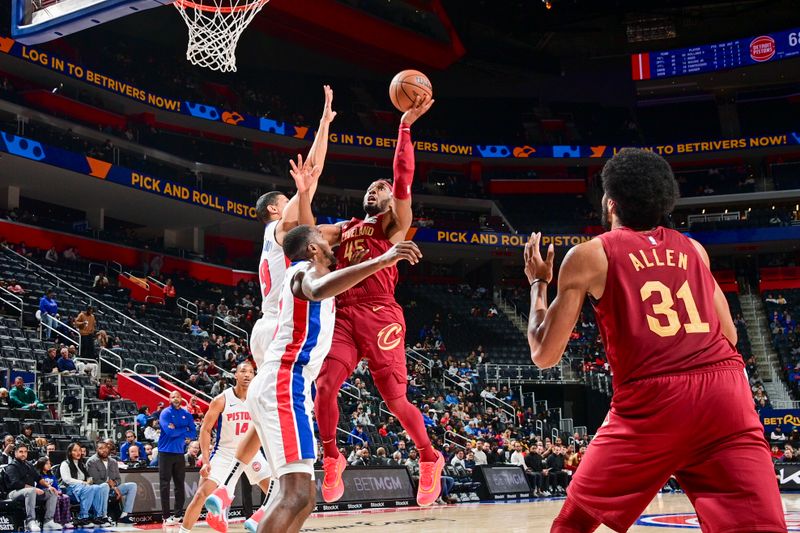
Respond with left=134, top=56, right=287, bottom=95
left=157, top=405, right=196, bottom=454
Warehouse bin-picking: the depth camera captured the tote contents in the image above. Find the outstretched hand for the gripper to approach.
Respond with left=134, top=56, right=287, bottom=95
left=400, top=95, right=434, bottom=126
left=379, top=241, right=422, bottom=267
left=289, top=154, right=319, bottom=193
left=321, top=84, right=337, bottom=125
left=524, top=232, right=554, bottom=285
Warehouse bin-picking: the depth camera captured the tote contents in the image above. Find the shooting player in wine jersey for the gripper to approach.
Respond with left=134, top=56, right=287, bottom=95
left=180, top=363, right=273, bottom=533
left=523, top=148, right=784, bottom=533
left=312, top=95, right=446, bottom=507
left=204, top=86, right=336, bottom=533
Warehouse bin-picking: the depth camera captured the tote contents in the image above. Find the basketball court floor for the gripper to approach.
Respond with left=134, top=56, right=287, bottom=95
left=192, top=493, right=800, bottom=532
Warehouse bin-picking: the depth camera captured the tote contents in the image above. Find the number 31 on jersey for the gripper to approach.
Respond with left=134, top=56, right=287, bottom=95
left=641, top=280, right=710, bottom=337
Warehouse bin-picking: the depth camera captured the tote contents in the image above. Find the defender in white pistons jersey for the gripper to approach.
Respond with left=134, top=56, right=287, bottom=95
left=180, top=362, right=273, bottom=533
left=205, top=85, right=336, bottom=533
left=249, top=225, right=421, bottom=533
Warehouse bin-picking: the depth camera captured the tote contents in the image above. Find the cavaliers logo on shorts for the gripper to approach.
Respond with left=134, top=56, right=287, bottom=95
left=251, top=460, right=262, bottom=472
left=377, top=323, right=403, bottom=351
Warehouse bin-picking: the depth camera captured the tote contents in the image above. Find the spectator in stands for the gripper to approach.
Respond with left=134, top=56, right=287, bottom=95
left=389, top=451, right=403, bottom=466
left=184, top=441, right=200, bottom=467
left=142, top=443, right=156, bottom=465
left=136, top=406, right=151, bottom=429
left=205, top=360, right=220, bottom=378
left=119, top=431, right=143, bottom=462
left=771, top=426, right=787, bottom=442
left=0, top=435, right=15, bottom=464
left=544, top=445, right=569, bottom=495
left=197, top=339, right=215, bottom=361
left=35, top=457, right=72, bottom=528
left=87, top=441, right=137, bottom=523
left=771, top=445, right=783, bottom=461
left=405, top=449, right=420, bottom=481
left=98, top=378, right=121, bottom=400
left=510, top=442, right=526, bottom=468
left=525, top=443, right=546, bottom=497
left=125, top=445, right=148, bottom=469
left=350, top=447, right=373, bottom=466
left=450, top=450, right=467, bottom=469
left=6, top=443, right=61, bottom=532
left=783, top=448, right=796, bottom=462
left=92, top=330, right=108, bottom=352
left=175, top=365, right=191, bottom=382
left=56, top=348, right=77, bottom=373
left=10, top=378, right=44, bottom=410
left=45, top=247, right=59, bottom=263
left=348, top=424, right=370, bottom=446
left=187, top=397, right=204, bottom=421
left=464, top=451, right=476, bottom=472
left=93, top=271, right=110, bottom=293
left=41, top=348, right=59, bottom=374
left=789, top=428, right=800, bottom=449
left=6, top=278, right=24, bottom=294
left=0, top=388, right=10, bottom=408
left=33, top=438, right=49, bottom=459
left=67, top=346, right=98, bottom=380
left=374, top=447, right=390, bottom=466
left=62, top=247, right=78, bottom=262
left=74, top=306, right=96, bottom=360
left=190, top=320, right=208, bottom=337
left=164, top=279, right=177, bottom=311
left=39, top=290, right=58, bottom=340
left=158, top=390, right=196, bottom=524
left=189, top=366, right=212, bottom=393
left=472, top=442, right=487, bottom=466
left=60, top=442, right=112, bottom=528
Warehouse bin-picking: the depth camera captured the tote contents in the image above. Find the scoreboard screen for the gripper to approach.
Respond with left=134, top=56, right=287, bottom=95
left=632, top=28, right=800, bottom=80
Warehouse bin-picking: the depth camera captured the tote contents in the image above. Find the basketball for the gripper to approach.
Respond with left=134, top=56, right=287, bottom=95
left=389, top=69, right=433, bottom=112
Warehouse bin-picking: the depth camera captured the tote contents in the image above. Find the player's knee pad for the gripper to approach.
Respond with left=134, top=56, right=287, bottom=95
left=551, top=498, right=601, bottom=533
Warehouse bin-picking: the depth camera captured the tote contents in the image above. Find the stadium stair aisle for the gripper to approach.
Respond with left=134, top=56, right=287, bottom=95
left=740, top=291, right=795, bottom=405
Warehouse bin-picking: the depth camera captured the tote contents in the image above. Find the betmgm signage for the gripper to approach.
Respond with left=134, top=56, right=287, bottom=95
left=313, top=467, right=416, bottom=512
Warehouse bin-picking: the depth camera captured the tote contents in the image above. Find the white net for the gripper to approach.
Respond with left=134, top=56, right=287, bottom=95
left=174, top=0, right=269, bottom=72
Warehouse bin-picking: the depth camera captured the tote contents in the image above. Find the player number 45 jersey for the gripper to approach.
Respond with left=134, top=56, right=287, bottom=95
left=335, top=213, right=397, bottom=306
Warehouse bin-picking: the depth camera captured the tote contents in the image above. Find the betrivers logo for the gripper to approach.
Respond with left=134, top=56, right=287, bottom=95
left=750, top=35, right=776, bottom=62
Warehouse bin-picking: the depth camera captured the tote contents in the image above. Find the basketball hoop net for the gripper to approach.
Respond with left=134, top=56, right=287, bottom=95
left=173, top=0, right=270, bottom=72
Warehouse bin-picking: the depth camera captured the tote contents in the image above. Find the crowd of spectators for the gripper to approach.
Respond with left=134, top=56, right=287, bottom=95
left=766, top=290, right=800, bottom=399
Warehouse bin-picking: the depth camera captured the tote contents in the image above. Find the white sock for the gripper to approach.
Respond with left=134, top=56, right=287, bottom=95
left=119, top=513, right=128, bottom=519
left=179, top=526, right=190, bottom=533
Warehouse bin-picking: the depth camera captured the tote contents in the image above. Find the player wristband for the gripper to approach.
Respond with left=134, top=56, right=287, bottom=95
left=530, top=278, right=548, bottom=287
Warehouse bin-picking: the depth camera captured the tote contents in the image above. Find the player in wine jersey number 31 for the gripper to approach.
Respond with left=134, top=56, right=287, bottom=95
left=524, top=148, right=784, bottom=533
